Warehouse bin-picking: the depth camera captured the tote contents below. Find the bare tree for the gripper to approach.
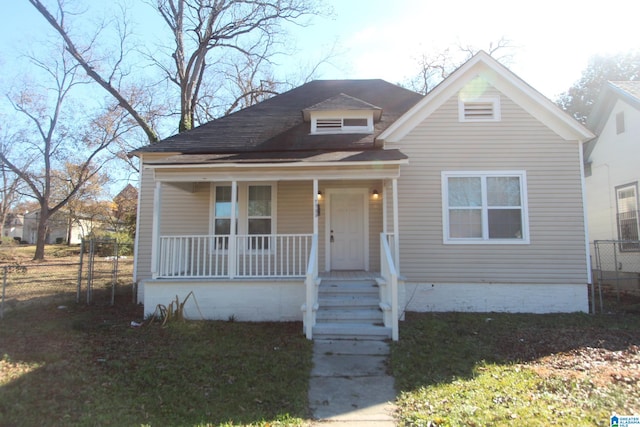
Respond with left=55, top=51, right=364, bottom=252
left=1, top=47, right=127, bottom=260
left=28, top=0, right=162, bottom=143
left=408, top=37, right=517, bottom=95
left=29, top=0, right=321, bottom=138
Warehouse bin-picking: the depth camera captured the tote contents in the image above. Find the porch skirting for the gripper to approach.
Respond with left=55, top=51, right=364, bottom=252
left=141, top=278, right=305, bottom=321
left=402, top=282, right=589, bottom=313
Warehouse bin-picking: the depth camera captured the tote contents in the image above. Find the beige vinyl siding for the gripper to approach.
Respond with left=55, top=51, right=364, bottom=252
left=135, top=160, right=155, bottom=282
left=277, top=181, right=313, bottom=234
left=159, top=182, right=210, bottom=236
left=395, top=87, right=588, bottom=285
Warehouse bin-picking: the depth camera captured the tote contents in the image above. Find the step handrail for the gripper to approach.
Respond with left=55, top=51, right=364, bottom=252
left=380, top=233, right=399, bottom=341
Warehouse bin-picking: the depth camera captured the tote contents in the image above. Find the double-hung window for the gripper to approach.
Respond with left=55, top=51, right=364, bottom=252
left=212, top=186, right=237, bottom=249
left=248, top=185, right=272, bottom=249
left=211, top=183, right=275, bottom=250
left=616, top=183, right=640, bottom=251
left=442, top=171, right=529, bottom=244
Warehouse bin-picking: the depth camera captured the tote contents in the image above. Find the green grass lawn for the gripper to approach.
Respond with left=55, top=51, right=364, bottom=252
left=0, top=295, right=313, bottom=427
left=392, top=312, right=640, bottom=427
left=3, top=283, right=640, bottom=427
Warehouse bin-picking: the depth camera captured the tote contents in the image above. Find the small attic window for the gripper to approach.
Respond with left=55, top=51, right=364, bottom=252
left=311, top=115, right=373, bottom=134
left=459, top=97, right=501, bottom=122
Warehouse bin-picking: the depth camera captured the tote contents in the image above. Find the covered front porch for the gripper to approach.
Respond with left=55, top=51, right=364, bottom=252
left=140, top=158, right=402, bottom=339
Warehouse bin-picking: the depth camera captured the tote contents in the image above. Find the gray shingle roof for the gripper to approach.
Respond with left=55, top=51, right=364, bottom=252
left=131, top=80, right=422, bottom=156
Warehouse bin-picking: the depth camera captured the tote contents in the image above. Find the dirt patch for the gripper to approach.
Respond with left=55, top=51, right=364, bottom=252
left=531, top=345, right=640, bottom=387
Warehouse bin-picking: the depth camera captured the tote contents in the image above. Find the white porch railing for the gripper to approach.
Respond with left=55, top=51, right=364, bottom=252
left=380, top=232, right=399, bottom=341
left=157, top=234, right=314, bottom=278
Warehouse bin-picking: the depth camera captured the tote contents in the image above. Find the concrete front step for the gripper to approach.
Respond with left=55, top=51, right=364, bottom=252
left=316, top=308, right=382, bottom=323
left=319, top=280, right=380, bottom=294
left=312, top=323, right=392, bottom=340
left=318, top=295, right=380, bottom=308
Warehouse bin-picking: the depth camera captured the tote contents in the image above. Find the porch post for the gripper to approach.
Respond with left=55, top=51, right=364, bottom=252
left=313, top=179, right=319, bottom=236
left=229, top=180, right=238, bottom=278
left=392, top=178, right=400, bottom=270
left=151, top=181, right=162, bottom=278
left=382, top=180, right=388, bottom=234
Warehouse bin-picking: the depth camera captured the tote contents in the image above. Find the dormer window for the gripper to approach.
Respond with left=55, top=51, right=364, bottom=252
left=302, top=93, right=382, bottom=135
left=312, top=115, right=373, bottom=134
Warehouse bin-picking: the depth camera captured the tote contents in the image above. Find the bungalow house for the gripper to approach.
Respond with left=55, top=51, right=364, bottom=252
left=131, top=52, right=594, bottom=340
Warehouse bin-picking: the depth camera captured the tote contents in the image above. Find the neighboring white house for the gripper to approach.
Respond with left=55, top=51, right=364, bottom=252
left=22, top=209, right=102, bottom=244
left=131, top=52, right=594, bottom=340
left=3, top=213, right=24, bottom=241
left=584, top=81, right=640, bottom=248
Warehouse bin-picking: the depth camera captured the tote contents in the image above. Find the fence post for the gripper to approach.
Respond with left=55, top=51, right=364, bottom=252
left=111, top=240, right=118, bottom=306
left=87, top=239, right=94, bottom=304
left=1, top=266, right=6, bottom=319
left=77, top=239, right=85, bottom=303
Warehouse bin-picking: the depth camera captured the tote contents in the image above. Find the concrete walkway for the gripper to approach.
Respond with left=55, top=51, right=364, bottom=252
left=308, top=339, right=398, bottom=426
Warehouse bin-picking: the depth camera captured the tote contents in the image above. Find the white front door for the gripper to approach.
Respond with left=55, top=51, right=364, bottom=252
left=329, top=192, right=366, bottom=270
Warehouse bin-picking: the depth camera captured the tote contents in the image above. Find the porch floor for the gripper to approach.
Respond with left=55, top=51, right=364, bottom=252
left=319, top=270, right=381, bottom=280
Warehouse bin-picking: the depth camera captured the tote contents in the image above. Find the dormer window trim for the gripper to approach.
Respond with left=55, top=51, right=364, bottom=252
left=310, top=111, right=374, bottom=134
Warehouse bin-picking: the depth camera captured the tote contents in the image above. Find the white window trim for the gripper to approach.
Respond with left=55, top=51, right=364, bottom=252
left=441, top=171, right=530, bottom=244
left=458, top=96, right=501, bottom=122
left=209, top=182, right=278, bottom=251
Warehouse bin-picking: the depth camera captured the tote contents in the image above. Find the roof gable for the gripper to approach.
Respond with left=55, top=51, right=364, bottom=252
left=584, top=81, right=640, bottom=161
left=302, top=93, right=382, bottom=121
left=587, top=81, right=640, bottom=133
left=379, top=51, right=594, bottom=144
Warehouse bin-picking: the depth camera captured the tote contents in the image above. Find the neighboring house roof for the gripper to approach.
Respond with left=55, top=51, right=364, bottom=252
left=115, top=183, right=138, bottom=200
left=584, top=81, right=640, bottom=161
left=379, top=51, right=595, bottom=144
left=130, top=80, right=423, bottom=158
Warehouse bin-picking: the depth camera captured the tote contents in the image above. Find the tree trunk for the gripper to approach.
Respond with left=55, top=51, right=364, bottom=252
left=33, top=211, right=49, bottom=261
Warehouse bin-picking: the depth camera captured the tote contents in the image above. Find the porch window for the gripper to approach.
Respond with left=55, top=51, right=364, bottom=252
left=210, top=183, right=276, bottom=249
left=442, top=171, right=529, bottom=244
left=213, top=186, right=237, bottom=249
left=248, top=185, right=272, bottom=249
left=616, top=183, right=640, bottom=251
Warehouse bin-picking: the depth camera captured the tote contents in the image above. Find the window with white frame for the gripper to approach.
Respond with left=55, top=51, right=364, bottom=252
left=458, top=97, right=501, bottom=122
left=247, top=185, right=272, bottom=249
left=212, top=186, right=237, bottom=249
left=442, top=171, right=529, bottom=243
left=211, top=183, right=275, bottom=249
left=616, top=183, right=640, bottom=251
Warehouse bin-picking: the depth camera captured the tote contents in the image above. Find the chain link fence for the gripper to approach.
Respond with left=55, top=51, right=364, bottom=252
left=591, top=240, right=640, bottom=314
left=0, top=239, right=134, bottom=319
